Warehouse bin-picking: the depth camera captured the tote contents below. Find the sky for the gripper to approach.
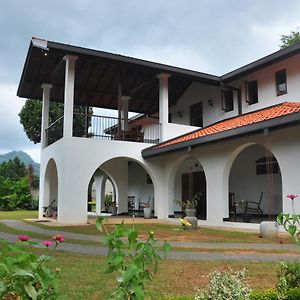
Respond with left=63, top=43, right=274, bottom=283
left=0, top=0, right=300, bottom=163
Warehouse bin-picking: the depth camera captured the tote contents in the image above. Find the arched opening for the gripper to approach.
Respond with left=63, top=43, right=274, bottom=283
left=173, top=157, right=207, bottom=220
left=86, top=157, right=155, bottom=218
left=43, top=158, right=58, bottom=218
left=228, top=144, right=282, bottom=223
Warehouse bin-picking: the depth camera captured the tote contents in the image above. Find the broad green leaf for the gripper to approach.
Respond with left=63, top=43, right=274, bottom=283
left=288, top=225, right=297, bottom=236
left=128, top=229, right=138, bottom=248
left=276, top=213, right=283, bottom=225
left=25, top=284, right=37, bottom=300
left=0, top=281, right=6, bottom=293
left=14, top=269, right=34, bottom=278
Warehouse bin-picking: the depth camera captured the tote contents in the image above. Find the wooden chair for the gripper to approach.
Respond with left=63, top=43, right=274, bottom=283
left=244, top=192, right=264, bottom=215
left=229, top=192, right=237, bottom=221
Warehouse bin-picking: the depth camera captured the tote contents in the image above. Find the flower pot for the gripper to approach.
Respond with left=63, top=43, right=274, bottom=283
left=143, top=207, right=152, bottom=219
left=260, top=221, right=279, bottom=239
left=185, top=208, right=196, bottom=217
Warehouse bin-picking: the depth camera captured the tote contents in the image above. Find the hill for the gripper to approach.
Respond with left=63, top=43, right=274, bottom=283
left=0, top=151, right=40, bottom=175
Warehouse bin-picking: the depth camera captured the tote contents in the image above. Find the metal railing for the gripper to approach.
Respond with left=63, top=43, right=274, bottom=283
left=74, top=113, right=161, bottom=144
left=45, top=113, right=161, bottom=146
left=45, top=116, right=63, bottom=146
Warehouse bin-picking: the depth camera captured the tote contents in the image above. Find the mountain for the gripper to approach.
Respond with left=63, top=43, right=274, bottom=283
left=0, top=151, right=40, bottom=175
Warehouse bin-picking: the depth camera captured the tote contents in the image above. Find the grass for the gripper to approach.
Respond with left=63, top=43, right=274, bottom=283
left=44, top=250, right=278, bottom=299
left=0, top=210, right=38, bottom=220
left=0, top=210, right=292, bottom=299
left=27, top=219, right=293, bottom=244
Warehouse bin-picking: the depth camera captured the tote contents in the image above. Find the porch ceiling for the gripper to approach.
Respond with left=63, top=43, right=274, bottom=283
left=17, top=38, right=220, bottom=114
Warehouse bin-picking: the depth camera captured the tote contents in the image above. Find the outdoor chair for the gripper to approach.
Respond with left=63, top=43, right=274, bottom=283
left=244, top=192, right=264, bottom=215
left=42, top=199, right=56, bottom=217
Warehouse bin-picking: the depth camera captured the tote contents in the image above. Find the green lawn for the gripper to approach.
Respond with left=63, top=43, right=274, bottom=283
left=46, top=250, right=277, bottom=299
left=0, top=210, right=291, bottom=299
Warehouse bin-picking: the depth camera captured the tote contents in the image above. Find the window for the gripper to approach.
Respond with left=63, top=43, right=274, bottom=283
left=245, top=80, right=258, bottom=105
left=256, top=156, right=279, bottom=175
left=190, top=102, right=203, bottom=127
left=222, top=90, right=234, bottom=112
left=275, top=69, right=287, bottom=96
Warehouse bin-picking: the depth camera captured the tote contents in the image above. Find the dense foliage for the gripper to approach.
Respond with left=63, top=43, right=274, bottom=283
left=0, top=238, right=59, bottom=299
left=19, top=99, right=93, bottom=144
left=280, top=30, right=300, bottom=49
left=0, top=157, right=38, bottom=211
left=96, top=217, right=170, bottom=300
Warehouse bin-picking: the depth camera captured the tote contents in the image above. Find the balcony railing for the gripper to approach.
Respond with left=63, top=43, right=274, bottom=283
left=45, top=113, right=161, bottom=146
left=74, top=113, right=160, bottom=144
left=45, top=116, right=63, bottom=146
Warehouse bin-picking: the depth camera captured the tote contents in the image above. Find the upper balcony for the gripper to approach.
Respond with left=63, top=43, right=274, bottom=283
left=45, top=113, right=160, bottom=146
left=17, top=38, right=220, bottom=149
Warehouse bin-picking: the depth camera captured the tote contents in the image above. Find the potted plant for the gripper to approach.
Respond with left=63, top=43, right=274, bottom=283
left=239, top=200, right=251, bottom=223
left=175, top=192, right=201, bottom=217
left=143, top=200, right=152, bottom=219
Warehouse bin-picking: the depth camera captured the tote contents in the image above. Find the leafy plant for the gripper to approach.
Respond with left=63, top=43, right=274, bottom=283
left=195, top=268, right=252, bottom=300
left=276, top=194, right=300, bottom=245
left=175, top=192, right=201, bottom=210
left=96, top=216, right=170, bottom=300
left=0, top=237, right=60, bottom=299
left=277, top=261, right=300, bottom=299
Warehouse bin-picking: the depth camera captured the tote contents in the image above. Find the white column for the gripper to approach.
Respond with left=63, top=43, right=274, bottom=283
left=157, top=73, right=170, bottom=142
left=94, top=172, right=106, bottom=215
left=41, top=84, right=52, bottom=148
left=121, top=96, right=130, bottom=131
left=63, top=55, right=78, bottom=138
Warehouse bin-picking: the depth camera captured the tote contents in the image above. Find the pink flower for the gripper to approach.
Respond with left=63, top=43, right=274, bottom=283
left=17, top=235, right=30, bottom=242
left=52, top=234, right=64, bottom=243
left=287, top=194, right=298, bottom=200
left=42, top=240, right=53, bottom=247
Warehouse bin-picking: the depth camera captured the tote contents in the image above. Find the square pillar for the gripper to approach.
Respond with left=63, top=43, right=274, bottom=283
left=63, top=55, right=78, bottom=138
left=41, top=83, right=52, bottom=148
left=121, top=96, right=130, bottom=131
left=157, top=73, right=170, bottom=142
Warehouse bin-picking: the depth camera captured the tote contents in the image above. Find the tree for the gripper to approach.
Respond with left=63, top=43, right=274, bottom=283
left=0, top=157, right=26, bottom=181
left=280, top=29, right=300, bottom=49
left=19, top=99, right=93, bottom=144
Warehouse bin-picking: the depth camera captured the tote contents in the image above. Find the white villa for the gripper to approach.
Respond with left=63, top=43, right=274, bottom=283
left=17, top=38, right=300, bottom=228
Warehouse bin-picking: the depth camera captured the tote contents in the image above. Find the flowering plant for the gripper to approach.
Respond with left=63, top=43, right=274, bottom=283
left=0, top=234, right=63, bottom=299
left=277, top=194, right=300, bottom=244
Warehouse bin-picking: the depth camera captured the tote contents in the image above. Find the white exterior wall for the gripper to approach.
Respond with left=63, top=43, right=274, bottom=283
left=236, top=53, right=300, bottom=114
left=149, top=124, right=300, bottom=228
left=169, top=82, right=239, bottom=128
left=40, top=137, right=166, bottom=224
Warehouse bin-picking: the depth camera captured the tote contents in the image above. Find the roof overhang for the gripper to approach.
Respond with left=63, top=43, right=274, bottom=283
left=221, top=42, right=300, bottom=83
left=142, top=111, right=300, bottom=158
left=17, top=38, right=220, bottom=114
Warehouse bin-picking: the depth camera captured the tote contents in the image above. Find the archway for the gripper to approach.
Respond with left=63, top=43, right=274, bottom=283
left=43, top=158, right=58, bottom=218
left=173, top=157, right=207, bottom=220
left=86, top=157, right=155, bottom=217
left=228, top=144, right=282, bottom=222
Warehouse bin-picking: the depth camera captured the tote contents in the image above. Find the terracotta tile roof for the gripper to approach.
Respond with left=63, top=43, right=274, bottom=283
left=157, top=102, right=300, bottom=149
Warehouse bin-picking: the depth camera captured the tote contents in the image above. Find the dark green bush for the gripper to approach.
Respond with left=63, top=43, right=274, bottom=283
left=278, top=261, right=300, bottom=293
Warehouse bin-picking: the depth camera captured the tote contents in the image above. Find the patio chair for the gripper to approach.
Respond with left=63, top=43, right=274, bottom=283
left=244, top=192, right=264, bottom=215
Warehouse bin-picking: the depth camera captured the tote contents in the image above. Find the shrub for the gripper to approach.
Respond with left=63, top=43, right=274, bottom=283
left=195, top=268, right=252, bottom=300
left=250, top=289, right=277, bottom=300
left=0, top=238, right=60, bottom=299
left=277, top=261, right=300, bottom=299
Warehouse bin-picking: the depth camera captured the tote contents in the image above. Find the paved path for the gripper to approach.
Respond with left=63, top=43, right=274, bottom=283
left=1, top=220, right=299, bottom=262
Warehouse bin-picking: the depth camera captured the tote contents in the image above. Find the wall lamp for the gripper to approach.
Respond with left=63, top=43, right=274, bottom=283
left=177, top=111, right=183, bottom=118
left=208, top=99, right=214, bottom=107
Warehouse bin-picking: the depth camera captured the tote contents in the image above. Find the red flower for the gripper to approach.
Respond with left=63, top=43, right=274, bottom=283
left=42, top=240, right=53, bottom=247
left=17, top=235, right=30, bottom=242
left=287, top=194, right=298, bottom=200
left=52, top=234, right=64, bottom=243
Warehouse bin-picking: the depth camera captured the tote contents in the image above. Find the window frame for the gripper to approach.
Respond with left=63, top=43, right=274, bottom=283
left=245, top=80, right=258, bottom=105
left=221, top=90, right=234, bottom=112
left=275, top=69, right=287, bottom=96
